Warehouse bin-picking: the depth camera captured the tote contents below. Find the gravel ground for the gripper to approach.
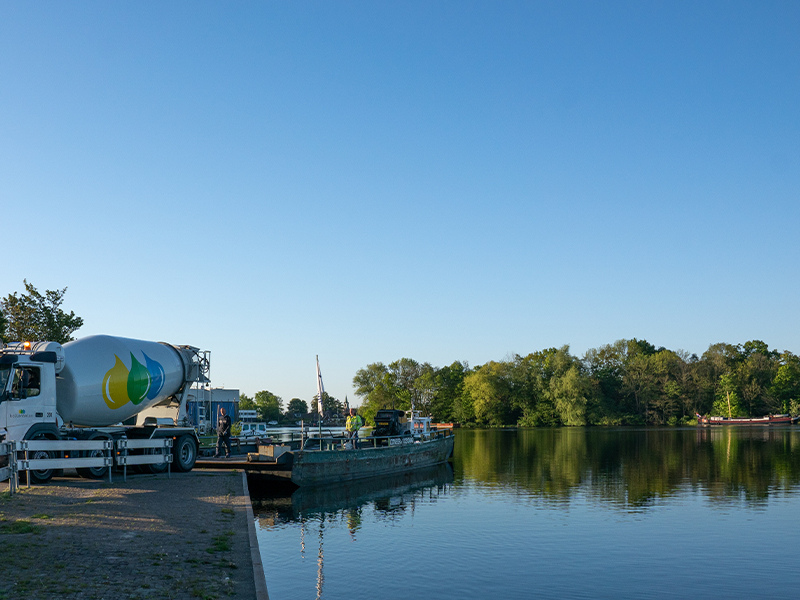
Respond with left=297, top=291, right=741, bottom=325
left=0, top=469, right=257, bottom=600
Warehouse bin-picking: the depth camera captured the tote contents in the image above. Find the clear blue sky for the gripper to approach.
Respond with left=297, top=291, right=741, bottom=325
left=2, top=1, right=798, bottom=406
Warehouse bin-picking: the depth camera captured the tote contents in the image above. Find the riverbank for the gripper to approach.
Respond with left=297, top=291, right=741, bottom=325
left=0, top=470, right=268, bottom=600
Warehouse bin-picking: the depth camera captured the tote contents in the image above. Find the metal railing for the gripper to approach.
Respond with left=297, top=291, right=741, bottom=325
left=117, top=438, right=172, bottom=482
left=0, top=442, right=13, bottom=493
left=301, top=428, right=453, bottom=451
left=1, top=437, right=174, bottom=494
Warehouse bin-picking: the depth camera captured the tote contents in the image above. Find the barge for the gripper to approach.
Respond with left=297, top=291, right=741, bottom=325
left=291, top=431, right=453, bottom=486
left=697, top=413, right=800, bottom=425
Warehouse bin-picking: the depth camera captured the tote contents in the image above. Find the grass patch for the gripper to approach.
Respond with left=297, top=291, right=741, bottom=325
left=57, top=586, right=79, bottom=594
left=32, top=513, right=52, bottom=520
left=205, top=531, right=234, bottom=553
left=220, top=508, right=234, bottom=516
left=190, top=587, right=218, bottom=600
left=11, top=578, right=31, bottom=592
left=1, top=520, right=42, bottom=534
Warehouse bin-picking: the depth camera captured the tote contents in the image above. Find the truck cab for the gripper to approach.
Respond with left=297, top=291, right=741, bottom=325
left=0, top=346, right=61, bottom=442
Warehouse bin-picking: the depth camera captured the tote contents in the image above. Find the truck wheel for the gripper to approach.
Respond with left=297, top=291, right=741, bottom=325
left=144, top=446, right=170, bottom=474
left=22, top=433, right=56, bottom=485
left=77, top=433, right=110, bottom=480
left=173, top=435, right=197, bottom=472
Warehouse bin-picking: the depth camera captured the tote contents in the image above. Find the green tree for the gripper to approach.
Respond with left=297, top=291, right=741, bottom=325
left=1, top=280, right=84, bottom=343
left=310, top=392, right=342, bottom=416
left=770, top=353, right=800, bottom=414
left=672, top=350, right=700, bottom=421
left=253, top=390, right=283, bottom=422
left=287, top=398, right=308, bottom=417
left=696, top=343, right=743, bottom=413
left=353, top=359, right=435, bottom=425
left=549, top=365, right=589, bottom=426
left=622, top=352, right=659, bottom=421
left=353, top=362, right=395, bottom=421
left=584, top=339, right=662, bottom=423
left=628, top=338, right=661, bottom=356
left=463, top=361, right=515, bottom=426
left=644, top=350, right=685, bottom=425
left=515, top=348, right=569, bottom=427
left=428, top=361, right=469, bottom=423
left=741, top=340, right=778, bottom=360
left=353, top=362, right=388, bottom=398
left=737, top=349, right=778, bottom=416
left=238, top=393, right=255, bottom=411
left=511, top=346, right=589, bottom=427
left=712, top=373, right=743, bottom=418
left=388, top=358, right=434, bottom=410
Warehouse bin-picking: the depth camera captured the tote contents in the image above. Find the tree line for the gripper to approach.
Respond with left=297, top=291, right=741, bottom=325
left=352, top=339, right=800, bottom=427
left=238, top=391, right=351, bottom=423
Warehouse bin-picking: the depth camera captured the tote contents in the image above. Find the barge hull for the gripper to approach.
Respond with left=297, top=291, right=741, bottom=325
left=290, top=435, right=455, bottom=486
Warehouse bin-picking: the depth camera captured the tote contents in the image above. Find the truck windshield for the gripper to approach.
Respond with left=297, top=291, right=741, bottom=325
left=0, top=365, right=10, bottom=400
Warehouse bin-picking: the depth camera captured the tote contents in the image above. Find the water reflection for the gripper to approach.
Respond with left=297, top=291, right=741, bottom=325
left=251, top=463, right=454, bottom=523
left=455, top=427, right=800, bottom=507
left=250, top=465, right=454, bottom=600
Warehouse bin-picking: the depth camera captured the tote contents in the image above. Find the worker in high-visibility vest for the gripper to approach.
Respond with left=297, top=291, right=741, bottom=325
left=346, top=408, right=363, bottom=449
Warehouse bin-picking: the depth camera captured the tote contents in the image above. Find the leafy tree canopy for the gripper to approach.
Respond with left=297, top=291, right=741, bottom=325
left=239, top=393, right=255, bottom=411
left=310, top=392, right=343, bottom=415
left=351, top=340, right=800, bottom=427
left=253, top=390, right=283, bottom=422
left=287, top=398, right=308, bottom=417
left=1, top=280, right=83, bottom=344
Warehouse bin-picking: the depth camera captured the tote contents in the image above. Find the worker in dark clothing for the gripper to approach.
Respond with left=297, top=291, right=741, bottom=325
left=214, top=407, right=232, bottom=458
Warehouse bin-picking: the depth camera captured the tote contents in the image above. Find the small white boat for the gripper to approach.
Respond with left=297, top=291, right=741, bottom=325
left=239, top=422, right=269, bottom=439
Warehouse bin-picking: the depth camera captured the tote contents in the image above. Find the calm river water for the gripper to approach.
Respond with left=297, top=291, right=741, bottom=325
left=250, top=427, right=800, bottom=599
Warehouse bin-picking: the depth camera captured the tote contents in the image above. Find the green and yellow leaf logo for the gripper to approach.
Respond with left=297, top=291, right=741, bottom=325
left=102, top=352, right=165, bottom=409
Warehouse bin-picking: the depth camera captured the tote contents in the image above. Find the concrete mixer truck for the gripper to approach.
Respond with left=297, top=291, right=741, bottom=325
left=0, top=335, right=210, bottom=483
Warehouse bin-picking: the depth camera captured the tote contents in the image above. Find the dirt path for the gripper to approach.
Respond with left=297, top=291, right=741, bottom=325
left=0, top=470, right=258, bottom=600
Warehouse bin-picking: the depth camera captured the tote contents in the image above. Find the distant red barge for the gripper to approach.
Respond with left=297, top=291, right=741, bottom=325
left=697, top=414, right=800, bottom=425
